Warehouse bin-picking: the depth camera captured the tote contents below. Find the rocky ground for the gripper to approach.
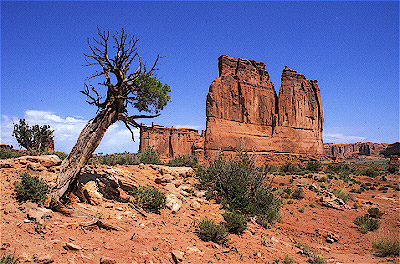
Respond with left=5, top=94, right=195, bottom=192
left=1, top=155, right=399, bottom=263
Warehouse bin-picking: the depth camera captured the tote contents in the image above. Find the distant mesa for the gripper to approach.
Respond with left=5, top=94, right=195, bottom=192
left=140, top=55, right=324, bottom=161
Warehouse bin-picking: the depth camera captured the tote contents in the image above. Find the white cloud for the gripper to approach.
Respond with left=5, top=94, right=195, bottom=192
left=174, top=124, right=204, bottom=131
left=323, top=133, right=367, bottom=144
left=1, top=110, right=139, bottom=154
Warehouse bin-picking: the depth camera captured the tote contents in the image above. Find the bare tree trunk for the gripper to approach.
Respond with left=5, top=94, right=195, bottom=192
left=50, top=107, right=118, bottom=203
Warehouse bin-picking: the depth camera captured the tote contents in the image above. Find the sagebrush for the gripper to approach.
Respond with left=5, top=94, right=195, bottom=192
left=354, top=215, right=379, bottom=234
left=14, top=173, right=49, bottom=205
left=195, top=218, right=228, bottom=244
left=372, top=236, right=400, bottom=257
left=132, top=185, right=165, bottom=213
left=222, top=211, right=247, bottom=234
left=197, top=152, right=281, bottom=226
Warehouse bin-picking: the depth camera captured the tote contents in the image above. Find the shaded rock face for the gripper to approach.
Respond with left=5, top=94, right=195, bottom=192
left=380, top=142, right=400, bottom=157
left=323, top=142, right=390, bottom=159
left=139, top=124, right=204, bottom=160
left=205, top=55, right=324, bottom=157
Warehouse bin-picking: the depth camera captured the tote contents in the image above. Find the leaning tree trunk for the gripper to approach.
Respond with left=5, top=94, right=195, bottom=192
left=50, top=107, right=118, bottom=204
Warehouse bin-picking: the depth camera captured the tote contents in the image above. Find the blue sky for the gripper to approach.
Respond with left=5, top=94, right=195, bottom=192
left=1, top=1, right=399, bottom=153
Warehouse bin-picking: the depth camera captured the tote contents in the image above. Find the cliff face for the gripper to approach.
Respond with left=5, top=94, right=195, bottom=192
left=323, top=142, right=390, bottom=159
left=139, top=124, right=204, bottom=160
left=205, top=55, right=324, bottom=158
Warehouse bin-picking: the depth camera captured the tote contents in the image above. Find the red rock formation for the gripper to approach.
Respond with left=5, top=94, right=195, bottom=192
left=323, top=142, right=390, bottom=159
left=205, top=55, right=324, bottom=158
left=139, top=124, right=204, bottom=160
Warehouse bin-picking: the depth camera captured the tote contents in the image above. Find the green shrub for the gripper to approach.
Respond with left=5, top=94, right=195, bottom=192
left=354, top=215, right=379, bottom=234
left=298, top=244, right=326, bottom=264
left=306, top=161, right=322, bottom=172
left=362, top=168, right=379, bottom=178
left=0, top=254, right=20, bottom=264
left=263, top=164, right=278, bottom=173
left=283, top=255, right=297, bottom=264
left=325, top=163, right=351, bottom=174
left=368, top=208, right=383, bottom=218
left=197, top=152, right=281, bottom=224
left=372, top=236, right=400, bottom=257
left=14, top=173, right=49, bottom=205
left=132, top=185, right=165, bottom=213
left=88, top=152, right=139, bottom=166
left=222, top=211, right=247, bottom=234
left=167, top=155, right=198, bottom=168
left=280, top=162, right=299, bottom=174
left=137, top=146, right=161, bottom=164
left=256, top=209, right=281, bottom=228
left=333, top=189, right=349, bottom=203
left=0, top=148, right=23, bottom=159
left=195, top=218, right=228, bottom=244
left=291, top=187, right=305, bottom=200
left=387, top=165, right=398, bottom=174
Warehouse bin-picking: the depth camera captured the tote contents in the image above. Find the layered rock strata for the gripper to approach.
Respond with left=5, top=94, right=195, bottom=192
left=323, top=142, right=390, bottom=159
left=139, top=124, right=204, bottom=160
left=205, top=55, right=324, bottom=158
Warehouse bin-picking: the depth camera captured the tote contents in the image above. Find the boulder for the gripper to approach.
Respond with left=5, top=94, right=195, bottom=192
left=165, top=194, right=182, bottom=213
left=18, top=155, right=62, bottom=167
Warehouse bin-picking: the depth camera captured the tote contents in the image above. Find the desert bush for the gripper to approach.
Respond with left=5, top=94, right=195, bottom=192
left=333, top=189, right=349, bottom=203
left=368, top=208, right=383, bottom=218
left=283, top=255, right=297, bottom=264
left=325, top=163, right=351, bottom=175
left=387, top=165, right=398, bottom=174
left=291, top=187, right=305, bottom=200
left=12, top=119, right=54, bottom=152
left=297, top=244, right=326, bottom=264
left=14, top=173, right=49, bottom=205
left=362, top=168, right=379, bottom=178
left=222, top=211, right=247, bottom=234
left=132, top=185, right=165, bottom=213
left=354, top=215, right=379, bottom=234
left=0, top=254, right=20, bottom=264
left=167, top=155, right=198, bottom=168
left=280, top=162, right=299, bottom=174
left=372, top=236, right=400, bottom=257
left=0, top=148, right=23, bottom=159
left=197, top=152, right=281, bottom=225
left=306, top=161, right=322, bottom=172
left=263, top=164, right=278, bottom=173
left=137, top=146, right=161, bottom=164
left=195, top=218, right=228, bottom=244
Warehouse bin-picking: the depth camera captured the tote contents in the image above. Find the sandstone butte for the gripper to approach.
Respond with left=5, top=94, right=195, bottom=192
left=140, top=55, right=326, bottom=161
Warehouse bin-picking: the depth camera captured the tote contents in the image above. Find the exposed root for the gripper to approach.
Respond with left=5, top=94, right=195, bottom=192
left=50, top=197, right=125, bottom=231
left=128, top=201, right=147, bottom=218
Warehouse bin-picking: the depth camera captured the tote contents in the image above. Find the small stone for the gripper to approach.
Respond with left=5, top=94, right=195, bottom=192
left=100, top=257, right=116, bottom=264
left=64, top=242, right=82, bottom=251
left=190, top=201, right=201, bottom=210
left=33, top=253, right=54, bottom=263
left=165, top=194, right=182, bottom=213
left=171, top=250, right=184, bottom=263
left=24, top=219, right=31, bottom=223
left=194, top=190, right=206, bottom=198
left=20, top=252, right=32, bottom=262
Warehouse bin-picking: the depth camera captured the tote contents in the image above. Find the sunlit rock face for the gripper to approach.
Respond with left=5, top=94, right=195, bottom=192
left=205, top=55, right=324, bottom=158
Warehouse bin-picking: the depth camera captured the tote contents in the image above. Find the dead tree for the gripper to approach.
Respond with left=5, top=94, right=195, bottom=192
left=50, top=29, right=171, bottom=208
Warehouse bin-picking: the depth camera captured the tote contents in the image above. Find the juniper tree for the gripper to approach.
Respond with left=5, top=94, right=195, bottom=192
left=51, top=29, right=170, bottom=205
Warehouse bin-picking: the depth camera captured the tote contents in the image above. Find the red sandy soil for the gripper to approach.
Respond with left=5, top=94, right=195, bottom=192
left=1, top=158, right=399, bottom=264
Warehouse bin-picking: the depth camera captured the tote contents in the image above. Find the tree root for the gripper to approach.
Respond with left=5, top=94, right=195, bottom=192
left=50, top=198, right=125, bottom=231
